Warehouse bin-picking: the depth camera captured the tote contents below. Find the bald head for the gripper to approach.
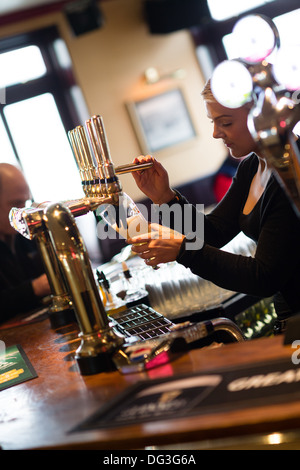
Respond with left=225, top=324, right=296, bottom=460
left=0, top=163, right=30, bottom=238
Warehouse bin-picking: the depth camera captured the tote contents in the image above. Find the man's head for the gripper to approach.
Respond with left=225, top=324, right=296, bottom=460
left=0, top=163, right=30, bottom=238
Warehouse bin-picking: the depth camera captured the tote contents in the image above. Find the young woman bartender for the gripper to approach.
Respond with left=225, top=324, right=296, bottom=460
left=128, top=80, right=300, bottom=334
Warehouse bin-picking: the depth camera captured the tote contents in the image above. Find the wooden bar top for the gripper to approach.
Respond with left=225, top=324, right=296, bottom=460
left=0, top=315, right=299, bottom=450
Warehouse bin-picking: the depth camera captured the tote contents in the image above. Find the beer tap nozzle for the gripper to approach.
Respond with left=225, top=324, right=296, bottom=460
left=89, top=115, right=122, bottom=196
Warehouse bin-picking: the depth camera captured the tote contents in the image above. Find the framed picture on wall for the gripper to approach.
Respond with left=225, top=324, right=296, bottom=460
left=126, top=88, right=196, bottom=154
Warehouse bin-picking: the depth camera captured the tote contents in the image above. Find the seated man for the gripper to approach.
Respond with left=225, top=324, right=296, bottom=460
left=0, top=163, right=51, bottom=323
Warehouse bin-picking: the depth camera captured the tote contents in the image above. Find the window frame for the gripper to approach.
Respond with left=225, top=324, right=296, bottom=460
left=192, top=0, right=300, bottom=64
left=0, top=26, right=82, bottom=166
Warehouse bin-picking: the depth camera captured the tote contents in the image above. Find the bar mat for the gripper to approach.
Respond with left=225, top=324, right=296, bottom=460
left=70, top=356, right=300, bottom=432
left=0, top=344, right=38, bottom=391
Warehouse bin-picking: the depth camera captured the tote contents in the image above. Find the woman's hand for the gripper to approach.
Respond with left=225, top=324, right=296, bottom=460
left=127, top=223, right=185, bottom=267
left=131, top=155, right=175, bottom=205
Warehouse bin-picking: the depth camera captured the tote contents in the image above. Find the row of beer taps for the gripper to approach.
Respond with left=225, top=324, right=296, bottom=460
left=68, top=115, right=152, bottom=199
left=9, top=115, right=152, bottom=375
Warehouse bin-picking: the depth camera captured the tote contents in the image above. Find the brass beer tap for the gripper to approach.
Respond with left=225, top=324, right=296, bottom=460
left=9, top=115, right=153, bottom=374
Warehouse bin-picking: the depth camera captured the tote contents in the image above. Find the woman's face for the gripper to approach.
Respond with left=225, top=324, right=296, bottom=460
left=205, top=101, right=259, bottom=158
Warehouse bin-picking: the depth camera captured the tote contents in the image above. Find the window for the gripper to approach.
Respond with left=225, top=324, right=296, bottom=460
left=194, top=0, right=300, bottom=66
left=194, top=0, right=300, bottom=135
left=0, top=45, right=47, bottom=88
left=207, top=0, right=276, bottom=22
left=0, top=27, right=87, bottom=202
left=4, top=93, right=82, bottom=201
left=0, top=116, right=18, bottom=165
left=220, top=8, right=300, bottom=135
left=222, top=8, right=300, bottom=60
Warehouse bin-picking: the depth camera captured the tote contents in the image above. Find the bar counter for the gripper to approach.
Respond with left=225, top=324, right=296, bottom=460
left=0, top=315, right=300, bottom=450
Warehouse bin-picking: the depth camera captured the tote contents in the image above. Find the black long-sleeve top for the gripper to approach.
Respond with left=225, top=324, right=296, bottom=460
left=0, top=234, right=45, bottom=323
left=166, top=152, right=300, bottom=320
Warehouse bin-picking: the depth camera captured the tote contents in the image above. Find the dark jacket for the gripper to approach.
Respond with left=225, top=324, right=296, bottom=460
left=170, top=151, right=300, bottom=320
left=0, top=234, right=45, bottom=323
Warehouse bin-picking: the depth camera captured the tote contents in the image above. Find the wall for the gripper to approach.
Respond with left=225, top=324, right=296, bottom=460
left=0, top=0, right=226, bottom=202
